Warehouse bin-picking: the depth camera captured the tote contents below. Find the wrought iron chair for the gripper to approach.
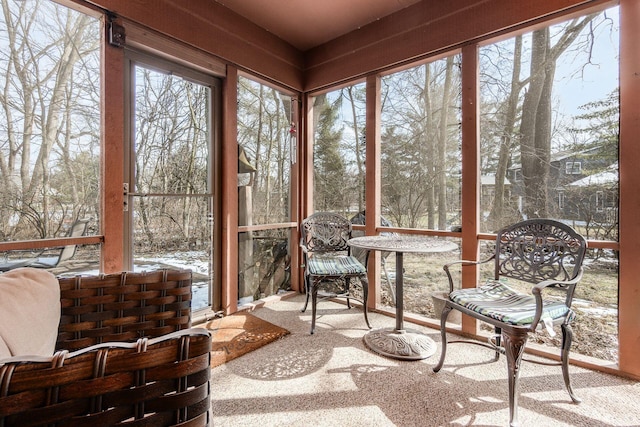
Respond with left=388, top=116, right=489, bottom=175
left=432, top=219, right=587, bottom=427
left=300, top=212, right=371, bottom=334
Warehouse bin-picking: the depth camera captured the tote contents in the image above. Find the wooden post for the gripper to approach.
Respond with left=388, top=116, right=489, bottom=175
left=460, top=44, right=481, bottom=336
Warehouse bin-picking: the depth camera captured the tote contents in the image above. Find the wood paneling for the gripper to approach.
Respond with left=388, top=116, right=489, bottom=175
left=215, top=0, right=422, bottom=51
left=89, top=0, right=304, bottom=90
left=304, top=0, right=605, bottom=91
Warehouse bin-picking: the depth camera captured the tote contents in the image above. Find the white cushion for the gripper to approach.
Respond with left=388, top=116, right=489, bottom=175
left=0, top=268, right=60, bottom=358
left=0, top=334, right=10, bottom=359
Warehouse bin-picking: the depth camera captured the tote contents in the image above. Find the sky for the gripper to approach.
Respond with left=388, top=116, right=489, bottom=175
left=554, top=5, right=620, bottom=117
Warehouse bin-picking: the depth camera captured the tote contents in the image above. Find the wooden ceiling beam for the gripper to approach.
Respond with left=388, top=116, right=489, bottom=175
left=303, top=0, right=611, bottom=92
left=89, top=0, right=305, bottom=91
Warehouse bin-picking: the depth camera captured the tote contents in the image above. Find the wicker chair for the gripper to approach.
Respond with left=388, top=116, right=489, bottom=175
left=432, top=219, right=587, bottom=427
left=0, top=269, right=212, bottom=427
left=300, top=212, right=371, bottom=334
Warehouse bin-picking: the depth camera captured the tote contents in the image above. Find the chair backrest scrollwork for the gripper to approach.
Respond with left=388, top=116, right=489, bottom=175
left=301, top=212, right=352, bottom=254
left=495, top=219, right=587, bottom=284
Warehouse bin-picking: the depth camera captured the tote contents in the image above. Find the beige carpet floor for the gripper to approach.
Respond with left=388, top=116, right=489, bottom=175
left=209, top=294, right=640, bottom=427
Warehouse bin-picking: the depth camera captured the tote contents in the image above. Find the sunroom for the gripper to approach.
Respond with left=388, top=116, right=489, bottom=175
left=0, top=0, right=638, bottom=424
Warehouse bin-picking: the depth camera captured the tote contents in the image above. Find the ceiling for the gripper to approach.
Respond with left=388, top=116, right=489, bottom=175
left=213, top=0, right=423, bottom=51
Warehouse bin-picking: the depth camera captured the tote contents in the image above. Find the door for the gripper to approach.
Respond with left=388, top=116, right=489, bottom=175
left=125, top=51, right=220, bottom=312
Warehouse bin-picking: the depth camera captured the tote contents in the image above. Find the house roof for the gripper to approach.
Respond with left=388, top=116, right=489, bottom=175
left=213, top=0, right=422, bottom=51
left=567, top=163, right=618, bottom=187
left=481, top=175, right=511, bottom=186
left=508, top=145, right=607, bottom=170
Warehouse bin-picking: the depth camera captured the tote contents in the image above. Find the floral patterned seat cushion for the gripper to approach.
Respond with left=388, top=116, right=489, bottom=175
left=449, top=280, right=571, bottom=326
left=307, top=255, right=366, bottom=276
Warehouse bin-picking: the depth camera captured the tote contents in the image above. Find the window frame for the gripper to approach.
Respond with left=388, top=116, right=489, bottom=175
left=566, top=161, right=583, bottom=175
left=0, top=0, right=103, bottom=258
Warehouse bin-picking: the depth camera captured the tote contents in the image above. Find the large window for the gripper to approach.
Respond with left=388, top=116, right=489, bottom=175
left=312, top=83, right=367, bottom=215
left=236, top=76, right=294, bottom=303
left=377, top=56, right=463, bottom=312
left=479, top=8, right=619, bottom=236
left=126, top=52, right=218, bottom=311
left=380, top=56, right=462, bottom=231
left=478, top=6, right=620, bottom=362
left=0, top=0, right=100, bottom=272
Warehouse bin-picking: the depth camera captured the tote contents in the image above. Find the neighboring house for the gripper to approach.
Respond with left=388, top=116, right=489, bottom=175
left=506, top=145, right=617, bottom=223
left=480, top=174, right=512, bottom=213
left=562, top=162, right=619, bottom=224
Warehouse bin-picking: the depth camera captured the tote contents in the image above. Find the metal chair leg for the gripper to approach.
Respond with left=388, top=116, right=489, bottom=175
left=561, top=323, right=581, bottom=403
left=301, top=274, right=311, bottom=313
left=503, top=331, right=528, bottom=427
left=494, top=326, right=503, bottom=361
left=433, top=304, right=452, bottom=372
left=344, top=277, right=352, bottom=309
left=361, top=277, right=371, bottom=329
left=310, top=280, right=319, bottom=334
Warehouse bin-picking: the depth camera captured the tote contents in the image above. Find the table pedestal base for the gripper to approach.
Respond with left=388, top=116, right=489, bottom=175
left=363, top=328, right=437, bottom=360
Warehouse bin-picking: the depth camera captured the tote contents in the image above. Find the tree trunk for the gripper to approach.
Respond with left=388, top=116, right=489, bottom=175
left=346, top=86, right=364, bottom=212
left=518, top=16, right=596, bottom=219
left=424, top=64, right=435, bottom=229
left=437, top=57, right=454, bottom=230
left=490, top=35, right=524, bottom=225
left=519, top=28, right=551, bottom=218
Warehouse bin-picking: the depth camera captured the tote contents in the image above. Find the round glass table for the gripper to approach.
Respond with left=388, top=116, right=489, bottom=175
left=348, top=234, right=458, bottom=360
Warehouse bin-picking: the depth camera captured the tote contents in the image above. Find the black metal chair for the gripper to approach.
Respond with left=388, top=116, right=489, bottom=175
left=432, top=219, right=587, bottom=427
left=300, top=212, right=371, bottom=334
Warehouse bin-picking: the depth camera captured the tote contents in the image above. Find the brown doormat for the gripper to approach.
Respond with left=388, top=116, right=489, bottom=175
left=204, top=311, right=290, bottom=368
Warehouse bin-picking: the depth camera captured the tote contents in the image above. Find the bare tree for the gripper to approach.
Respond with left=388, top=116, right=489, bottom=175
left=487, top=35, right=524, bottom=227
left=437, top=56, right=455, bottom=230
left=480, top=14, right=606, bottom=229
left=131, top=64, right=211, bottom=252
left=237, top=77, right=291, bottom=223
left=344, top=85, right=366, bottom=212
left=380, top=57, right=461, bottom=229
left=518, top=16, right=598, bottom=218
left=0, top=0, right=100, bottom=239
left=312, top=93, right=347, bottom=212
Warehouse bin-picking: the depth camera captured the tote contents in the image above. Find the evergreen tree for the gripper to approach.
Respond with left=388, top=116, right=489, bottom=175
left=313, top=97, right=346, bottom=212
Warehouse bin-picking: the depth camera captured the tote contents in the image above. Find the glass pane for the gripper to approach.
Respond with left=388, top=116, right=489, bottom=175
left=377, top=237, right=461, bottom=322
left=0, top=1, right=100, bottom=242
left=479, top=6, right=619, bottom=237
left=51, top=243, right=101, bottom=276
left=238, top=229, right=291, bottom=304
left=134, top=68, right=210, bottom=195
left=571, top=249, right=618, bottom=363
left=477, top=7, right=619, bottom=363
left=131, top=63, right=213, bottom=311
left=381, top=56, right=462, bottom=230
left=312, top=83, right=366, bottom=215
left=476, top=242, right=618, bottom=363
left=132, top=196, right=212, bottom=311
left=237, top=77, right=292, bottom=225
